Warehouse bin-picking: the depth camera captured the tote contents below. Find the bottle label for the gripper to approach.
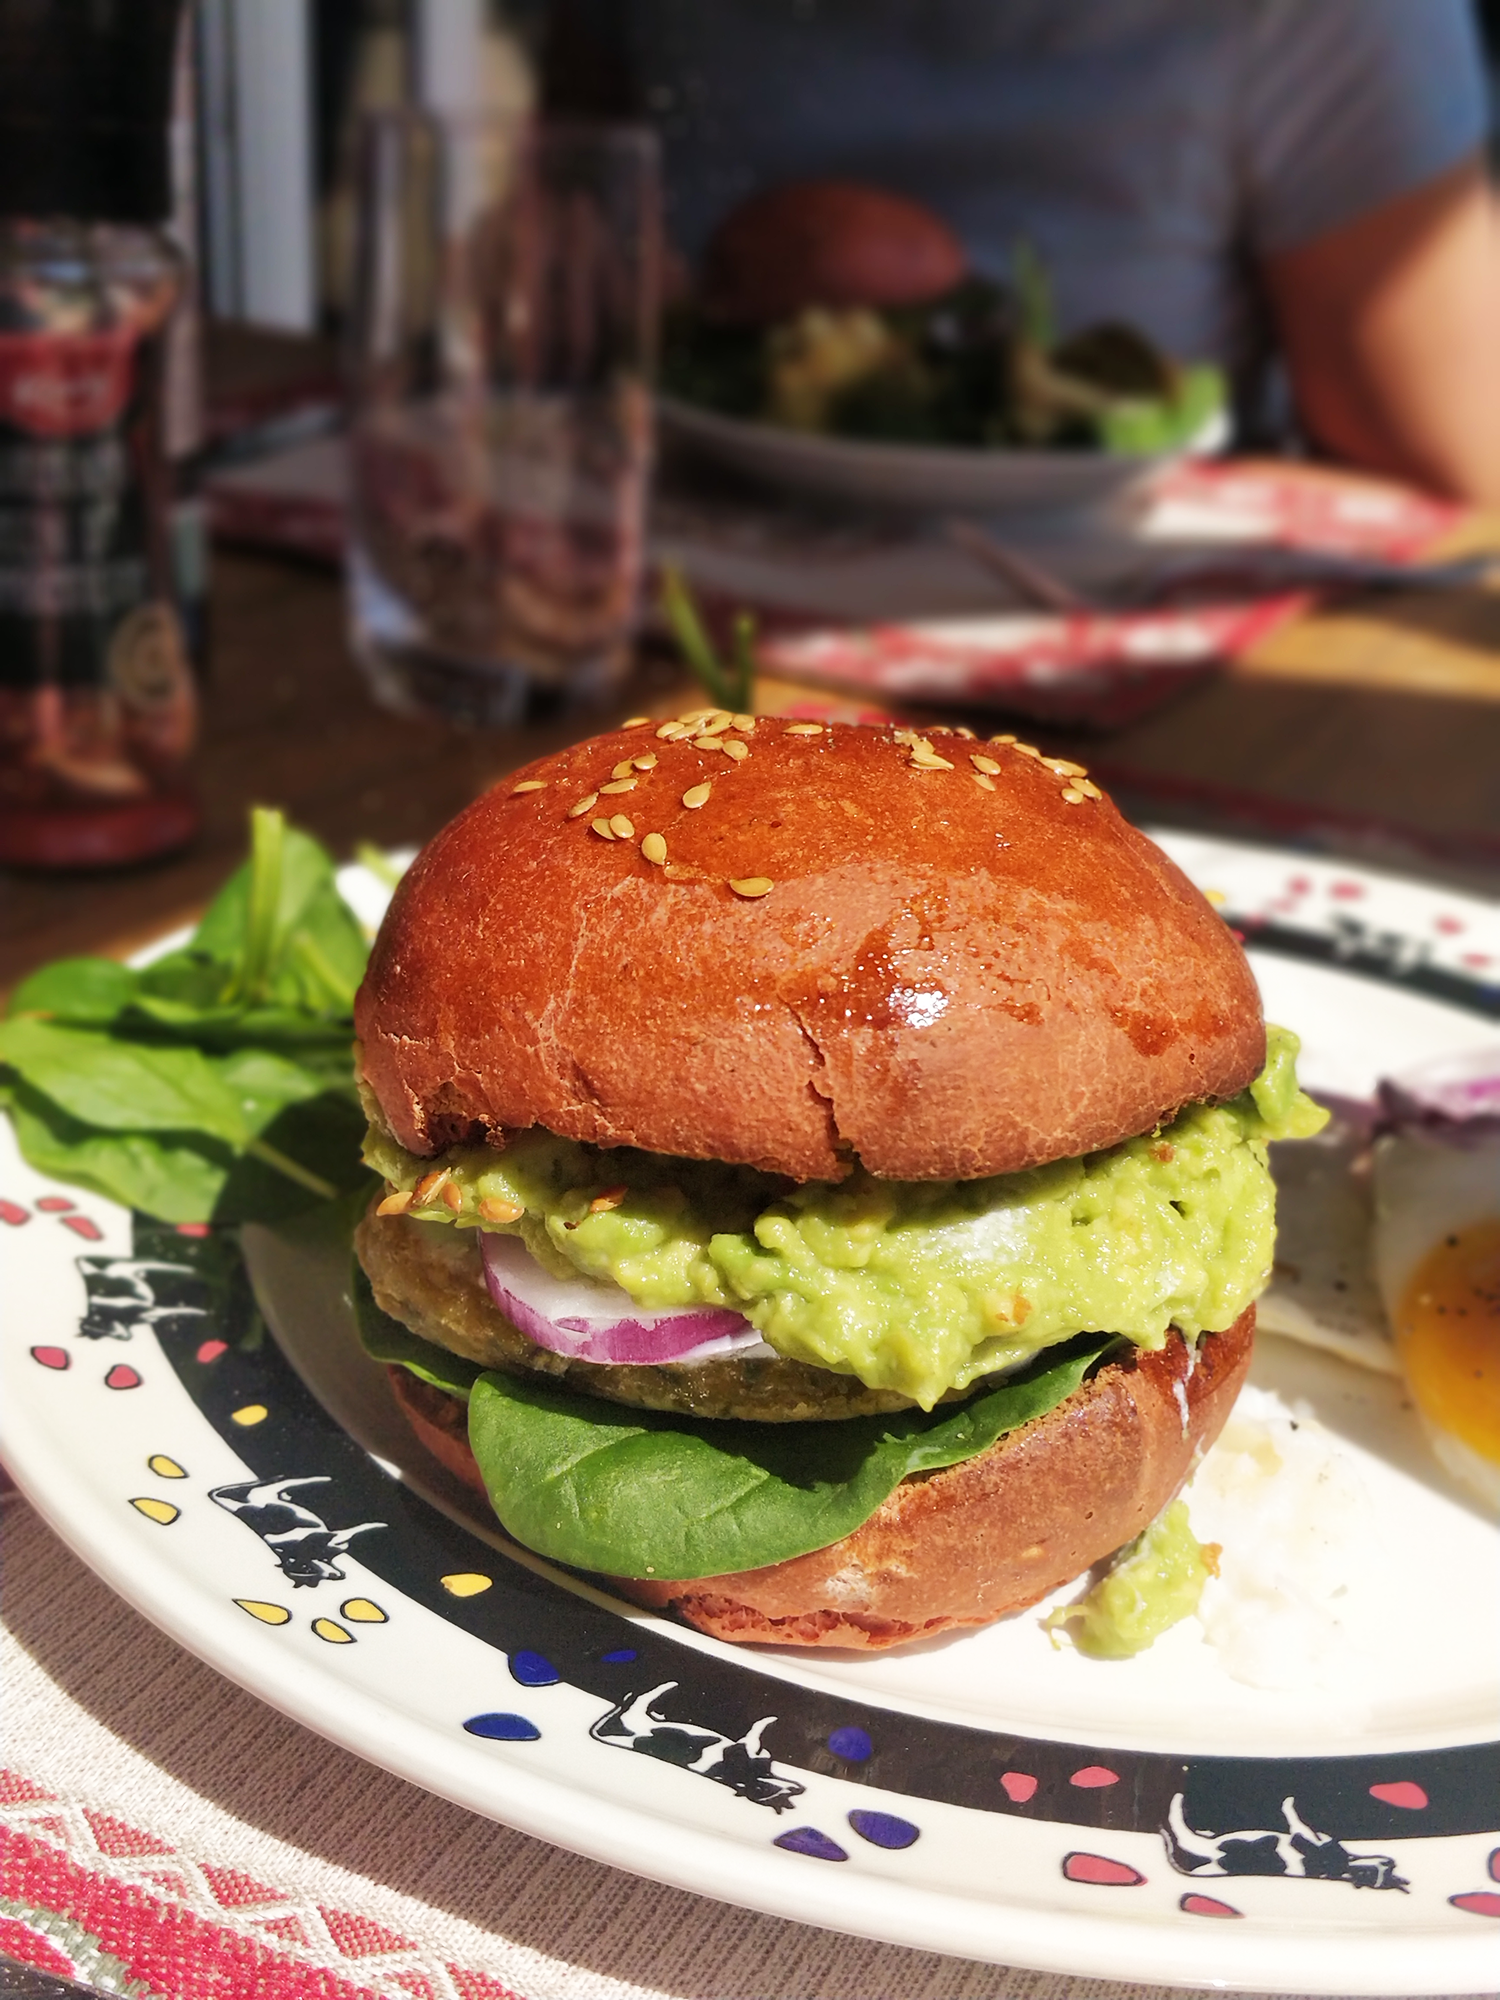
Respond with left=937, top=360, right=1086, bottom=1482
left=0, top=325, right=194, bottom=760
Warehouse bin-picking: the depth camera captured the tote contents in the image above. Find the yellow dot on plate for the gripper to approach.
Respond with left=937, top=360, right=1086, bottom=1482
left=147, top=1454, right=186, bottom=1479
left=234, top=1599, right=291, bottom=1625
left=441, top=1572, right=493, bottom=1598
left=340, top=1598, right=388, bottom=1624
left=1203, top=888, right=1227, bottom=907
left=312, top=1618, right=354, bottom=1644
left=230, top=1404, right=268, bottom=1427
left=130, top=1497, right=179, bottom=1525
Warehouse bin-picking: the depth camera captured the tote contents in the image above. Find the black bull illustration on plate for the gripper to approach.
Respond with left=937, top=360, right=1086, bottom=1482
left=590, top=1682, right=805, bottom=1813
left=75, top=1256, right=206, bottom=1341
left=210, top=1477, right=385, bottom=1587
left=1165, top=1793, right=1407, bottom=1890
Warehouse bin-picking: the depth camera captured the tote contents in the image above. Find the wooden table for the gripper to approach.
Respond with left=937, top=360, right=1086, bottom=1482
left=2, top=539, right=1499, bottom=990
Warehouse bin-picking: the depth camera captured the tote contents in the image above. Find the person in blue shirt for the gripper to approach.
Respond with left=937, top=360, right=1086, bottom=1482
left=544, top=0, right=1500, bottom=502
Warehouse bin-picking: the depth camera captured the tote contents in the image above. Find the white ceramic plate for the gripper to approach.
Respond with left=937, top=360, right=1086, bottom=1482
left=2, top=834, right=1498, bottom=1996
left=658, top=394, right=1229, bottom=515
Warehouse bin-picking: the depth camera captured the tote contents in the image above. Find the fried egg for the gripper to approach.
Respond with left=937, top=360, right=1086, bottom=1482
left=1372, top=1050, right=1500, bottom=1511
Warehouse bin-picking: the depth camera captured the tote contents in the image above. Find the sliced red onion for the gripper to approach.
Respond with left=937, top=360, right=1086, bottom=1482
left=479, top=1230, right=775, bottom=1366
left=1378, top=1046, right=1500, bottom=1147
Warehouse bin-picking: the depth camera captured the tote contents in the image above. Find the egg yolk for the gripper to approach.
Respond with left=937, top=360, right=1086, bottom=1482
left=1396, top=1217, right=1500, bottom=1466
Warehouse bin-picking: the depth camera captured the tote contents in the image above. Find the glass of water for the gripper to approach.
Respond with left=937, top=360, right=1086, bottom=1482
left=346, top=115, right=660, bottom=724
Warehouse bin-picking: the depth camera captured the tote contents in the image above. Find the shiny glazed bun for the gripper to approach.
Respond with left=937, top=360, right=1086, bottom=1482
left=355, top=719, right=1265, bottom=1182
left=700, top=179, right=967, bottom=326
left=390, top=1305, right=1254, bottom=1650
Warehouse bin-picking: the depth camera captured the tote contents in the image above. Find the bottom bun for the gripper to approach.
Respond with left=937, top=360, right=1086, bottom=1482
left=388, top=1306, right=1254, bottom=1650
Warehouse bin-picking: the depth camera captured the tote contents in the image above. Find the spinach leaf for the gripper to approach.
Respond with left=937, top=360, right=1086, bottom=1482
left=3, top=1073, right=238, bottom=1221
left=0, top=808, right=376, bottom=1224
left=7, top=956, right=138, bottom=1026
left=0, top=1018, right=251, bottom=1145
left=354, top=1268, right=487, bottom=1397
left=463, top=1334, right=1113, bottom=1579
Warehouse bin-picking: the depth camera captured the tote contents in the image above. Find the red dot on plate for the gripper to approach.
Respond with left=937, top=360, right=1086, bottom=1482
left=1489, top=1847, right=1500, bottom=1885
left=1069, top=1765, right=1120, bottom=1789
left=1181, top=1893, right=1242, bottom=1919
left=61, top=1215, right=103, bottom=1241
left=175, top=1221, right=211, bottom=1238
left=105, top=1364, right=141, bottom=1391
left=1369, top=1781, right=1428, bottom=1810
left=1000, top=1772, right=1038, bottom=1804
left=1450, top=1892, right=1500, bottom=1920
left=1063, top=1852, right=1143, bottom=1887
left=195, top=1340, right=227, bottom=1364
left=30, top=1346, right=69, bottom=1370
left=1, top=1199, right=32, bottom=1226
left=34, top=1195, right=74, bottom=1212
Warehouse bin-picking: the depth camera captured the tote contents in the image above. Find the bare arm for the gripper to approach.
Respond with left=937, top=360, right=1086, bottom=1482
left=1265, top=155, right=1500, bottom=504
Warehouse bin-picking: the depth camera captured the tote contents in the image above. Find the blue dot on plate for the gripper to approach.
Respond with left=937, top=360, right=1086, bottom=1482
left=600, top=1648, right=637, bottom=1664
left=509, top=1649, right=560, bottom=1687
left=847, top=1809, right=919, bottom=1850
left=464, top=1712, right=541, bottom=1741
left=827, top=1725, right=873, bottom=1763
left=774, top=1827, right=848, bottom=1863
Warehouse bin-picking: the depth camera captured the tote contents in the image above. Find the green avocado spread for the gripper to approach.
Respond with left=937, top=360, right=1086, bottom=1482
left=362, top=1025, right=1326, bottom=1409
left=1042, top=1499, right=1219, bottom=1658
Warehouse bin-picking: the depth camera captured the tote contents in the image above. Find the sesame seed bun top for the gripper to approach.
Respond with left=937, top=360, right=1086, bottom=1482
left=700, top=180, right=967, bottom=327
left=354, top=717, right=1265, bottom=1182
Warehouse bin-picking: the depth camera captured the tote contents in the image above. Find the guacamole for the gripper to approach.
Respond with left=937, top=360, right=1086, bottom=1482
left=1042, top=1499, right=1220, bottom=1659
left=363, top=1025, right=1325, bottom=1409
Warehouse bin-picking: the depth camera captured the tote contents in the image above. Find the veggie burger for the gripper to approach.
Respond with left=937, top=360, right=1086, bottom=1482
left=352, top=714, right=1325, bottom=1649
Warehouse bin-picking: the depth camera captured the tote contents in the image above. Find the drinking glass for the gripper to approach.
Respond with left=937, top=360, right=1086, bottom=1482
left=346, top=115, right=660, bottom=724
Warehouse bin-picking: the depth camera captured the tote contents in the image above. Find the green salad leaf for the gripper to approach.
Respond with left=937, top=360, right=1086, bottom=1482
left=1, top=809, right=378, bottom=1224
left=354, top=1267, right=1113, bottom=1576
left=469, top=1337, right=1111, bottom=1579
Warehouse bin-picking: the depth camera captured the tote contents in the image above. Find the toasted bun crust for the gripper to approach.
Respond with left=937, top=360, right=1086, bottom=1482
left=701, top=180, right=967, bottom=326
left=356, top=721, right=1264, bottom=1181
left=389, top=1306, right=1254, bottom=1650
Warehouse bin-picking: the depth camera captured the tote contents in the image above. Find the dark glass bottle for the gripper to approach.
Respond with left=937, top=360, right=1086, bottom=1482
left=0, top=0, right=199, bottom=868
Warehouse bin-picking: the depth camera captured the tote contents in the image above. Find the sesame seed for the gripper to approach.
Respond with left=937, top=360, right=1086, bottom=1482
left=892, top=728, right=920, bottom=746
left=973, top=772, right=997, bottom=792
left=951, top=725, right=977, bottom=739
left=732, top=713, right=756, bottom=731
left=785, top=721, right=824, bottom=736
left=376, top=1189, right=413, bottom=1216
left=909, top=739, right=954, bottom=770
left=1012, top=742, right=1042, bottom=760
left=568, top=792, right=599, bottom=817
left=682, top=782, right=712, bottom=809
left=511, top=779, right=547, bottom=793
left=414, top=1169, right=451, bottom=1203
left=440, top=1180, right=464, bottom=1212
left=600, top=777, right=637, bottom=794
left=722, top=739, right=749, bottom=762
left=611, top=759, right=635, bottom=779
left=1044, top=757, right=1088, bottom=777
left=478, top=1196, right=524, bottom=1224
left=591, top=818, right=616, bottom=840
left=641, top=832, right=667, bottom=864
left=1077, top=778, right=1102, bottom=800
left=657, top=720, right=690, bottom=740
left=622, top=716, right=651, bottom=728
left=589, top=1185, right=629, bottom=1213
left=990, top=732, right=1017, bottom=745
left=677, top=707, right=720, bottom=726
left=970, top=753, right=1001, bottom=775
left=609, top=813, right=635, bottom=838
left=632, top=753, right=657, bottom=770
left=693, top=735, right=726, bottom=752
left=1061, top=787, right=1085, bottom=804
left=696, top=713, right=732, bottom=736
left=729, top=877, right=774, bottom=898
